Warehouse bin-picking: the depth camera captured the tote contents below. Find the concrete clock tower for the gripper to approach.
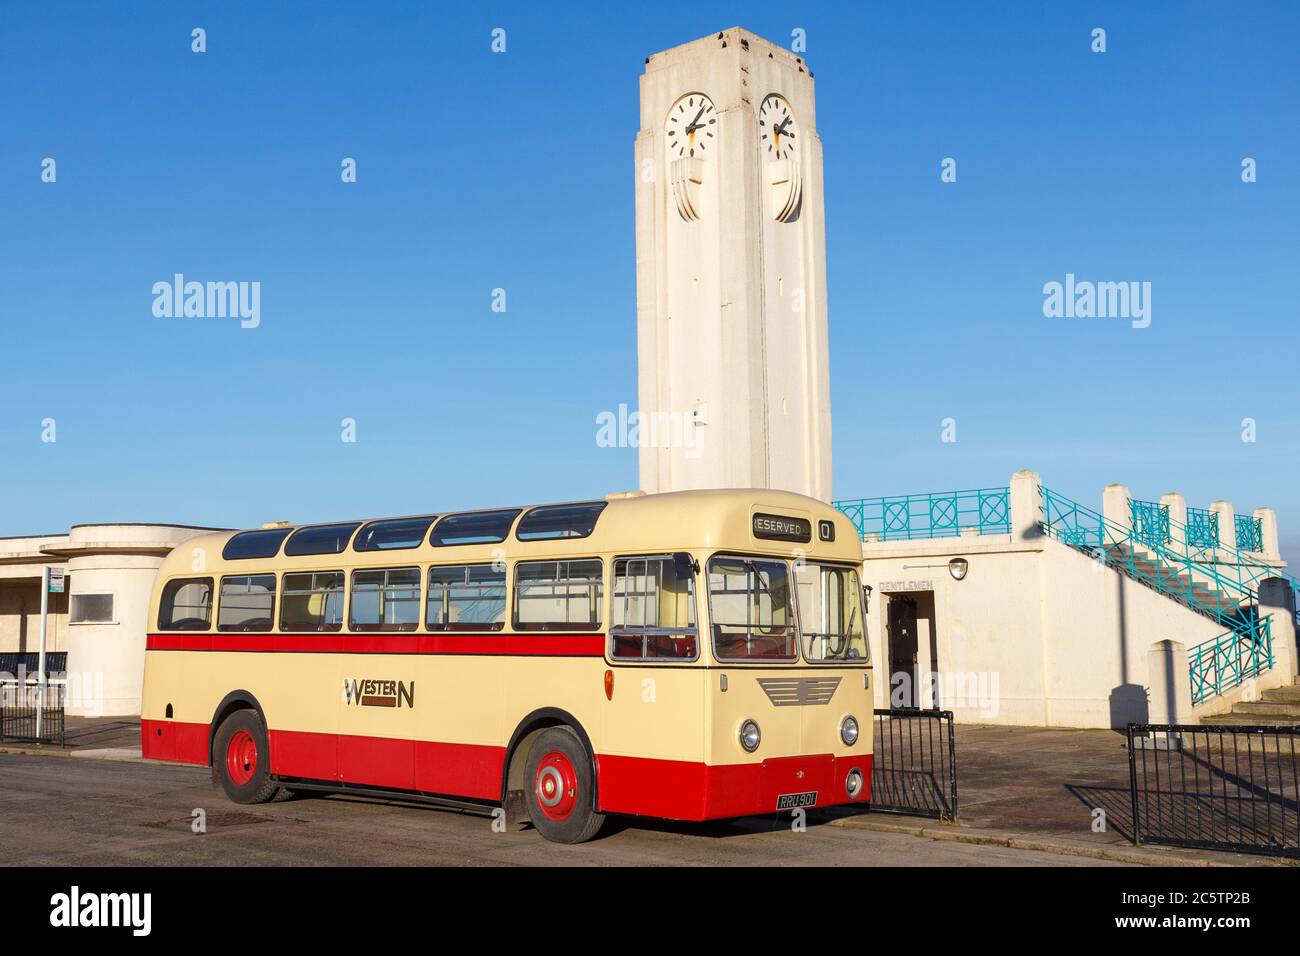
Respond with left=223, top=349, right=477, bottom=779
left=635, top=27, right=832, bottom=500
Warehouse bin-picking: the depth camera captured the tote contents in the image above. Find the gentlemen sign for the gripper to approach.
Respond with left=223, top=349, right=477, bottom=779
left=752, top=513, right=812, bottom=543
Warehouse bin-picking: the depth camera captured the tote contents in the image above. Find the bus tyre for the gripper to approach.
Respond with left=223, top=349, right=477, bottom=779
left=523, top=727, right=605, bottom=844
left=213, top=710, right=280, bottom=805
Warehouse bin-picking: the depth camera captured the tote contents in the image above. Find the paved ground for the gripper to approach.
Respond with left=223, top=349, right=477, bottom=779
left=949, top=724, right=1139, bottom=842
left=0, top=753, right=1130, bottom=867
left=3, top=717, right=1286, bottom=865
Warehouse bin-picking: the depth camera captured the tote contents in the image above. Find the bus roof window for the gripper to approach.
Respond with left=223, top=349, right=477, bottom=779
left=284, top=522, right=361, bottom=556
left=354, top=516, right=438, bottom=551
left=222, top=528, right=292, bottom=561
left=430, top=509, right=522, bottom=546
left=516, top=502, right=607, bottom=541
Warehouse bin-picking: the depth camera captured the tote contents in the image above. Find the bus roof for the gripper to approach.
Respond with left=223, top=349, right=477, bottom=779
left=157, top=488, right=863, bottom=578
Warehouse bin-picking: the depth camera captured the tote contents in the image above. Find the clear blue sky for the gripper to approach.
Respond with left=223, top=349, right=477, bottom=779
left=2, top=2, right=1296, bottom=557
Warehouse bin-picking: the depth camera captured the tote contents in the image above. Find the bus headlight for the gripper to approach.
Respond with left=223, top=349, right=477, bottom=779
left=739, top=719, right=761, bottom=753
left=840, top=715, right=860, bottom=746
left=846, top=768, right=865, bottom=798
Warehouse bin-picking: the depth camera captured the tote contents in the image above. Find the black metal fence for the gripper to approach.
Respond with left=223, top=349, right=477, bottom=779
left=871, top=708, right=957, bottom=820
left=0, top=652, right=66, bottom=677
left=0, top=682, right=66, bottom=746
left=1127, top=723, right=1299, bottom=858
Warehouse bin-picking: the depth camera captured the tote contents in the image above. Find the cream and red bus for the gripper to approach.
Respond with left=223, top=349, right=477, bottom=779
left=141, top=488, right=872, bottom=843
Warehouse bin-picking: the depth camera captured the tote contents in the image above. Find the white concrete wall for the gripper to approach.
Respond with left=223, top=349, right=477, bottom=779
left=65, top=557, right=167, bottom=716
left=862, top=533, right=1230, bottom=729
left=864, top=537, right=1049, bottom=725
left=1038, top=536, right=1222, bottom=727
left=53, top=525, right=215, bottom=717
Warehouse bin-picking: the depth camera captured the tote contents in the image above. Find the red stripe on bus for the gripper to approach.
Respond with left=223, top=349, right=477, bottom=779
left=271, top=729, right=504, bottom=800
left=143, top=720, right=873, bottom=820
left=145, top=633, right=606, bottom=656
left=141, top=719, right=210, bottom=765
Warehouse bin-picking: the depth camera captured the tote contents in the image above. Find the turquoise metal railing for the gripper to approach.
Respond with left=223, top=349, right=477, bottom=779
left=1236, top=514, right=1264, bottom=552
left=1188, top=616, right=1275, bottom=706
left=833, top=487, right=1010, bottom=541
left=1162, top=508, right=1299, bottom=629
left=1040, top=486, right=1104, bottom=550
left=1130, top=499, right=1170, bottom=549
left=1040, top=486, right=1254, bottom=628
left=1040, top=485, right=1284, bottom=704
left=1185, top=507, right=1219, bottom=549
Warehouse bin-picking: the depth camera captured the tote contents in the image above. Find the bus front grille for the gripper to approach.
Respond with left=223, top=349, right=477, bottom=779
left=757, top=677, right=841, bottom=707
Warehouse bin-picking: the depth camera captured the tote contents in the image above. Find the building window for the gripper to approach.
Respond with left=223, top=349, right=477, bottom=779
left=69, top=593, right=116, bottom=625
left=513, top=559, right=603, bottom=631
left=158, top=578, right=213, bottom=631
left=284, top=523, right=360, bottom=556
left=707, top=556, right=798, bottom=661
left=426, top=564, right=506, bottom=631
left=280, top=571, right=345, bottom=632
left=354, top=516, right=438, bottom=551
left=217, top=574, right=277, bottom=632
left=350, top=567, right=421, bottom=632
left=611, top=556, right=697, bottom=660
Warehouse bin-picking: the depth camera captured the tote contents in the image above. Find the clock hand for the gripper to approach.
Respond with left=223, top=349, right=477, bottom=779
left=685, top=105, right=706, bottom=133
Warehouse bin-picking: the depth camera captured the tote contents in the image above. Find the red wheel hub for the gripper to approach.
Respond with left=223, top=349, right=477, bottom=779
left=534, top=750, right=578, bottom=821
left=226, top=728, right=258, bottom=786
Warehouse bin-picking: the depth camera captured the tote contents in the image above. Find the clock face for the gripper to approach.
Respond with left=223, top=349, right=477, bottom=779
left=759, top=95, right=797, bottom=160
left=666, top=93, right=716, bottom=158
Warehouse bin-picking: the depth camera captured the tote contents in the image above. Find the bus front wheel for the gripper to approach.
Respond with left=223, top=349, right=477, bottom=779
left=523, top=727, right=605, bottom=844
left=213, top=709, right=281, bottom=805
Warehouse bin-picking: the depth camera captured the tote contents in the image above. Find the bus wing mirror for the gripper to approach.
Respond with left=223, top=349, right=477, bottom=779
left=673, top=552, right=699, bottom=578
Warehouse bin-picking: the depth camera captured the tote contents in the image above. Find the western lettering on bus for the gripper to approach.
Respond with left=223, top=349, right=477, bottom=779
left=342, top=677, right=415, bottom=709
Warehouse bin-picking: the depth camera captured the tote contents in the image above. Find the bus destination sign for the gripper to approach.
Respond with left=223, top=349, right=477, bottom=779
left=752, top=513, right=812, bottom=543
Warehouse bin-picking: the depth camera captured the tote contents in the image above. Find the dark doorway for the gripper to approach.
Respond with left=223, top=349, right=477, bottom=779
left=887, top=596, right=919, bottom=707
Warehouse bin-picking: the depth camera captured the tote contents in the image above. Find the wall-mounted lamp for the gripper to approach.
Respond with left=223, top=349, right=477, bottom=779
left=900, top=558, right=971, bottom=581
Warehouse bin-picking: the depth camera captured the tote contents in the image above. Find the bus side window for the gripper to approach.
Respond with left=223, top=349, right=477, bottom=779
left=427, top=564, right=506, bottom=631
left=217, top=574, right=277, bottom=633
left=350, top=567, right=421, bottom=632
left=513, top=559, right=603, bottom=632
left=611, top=556, right=698, bottom=660
left=280, top=571, right=345, bottom=632
left=158, top=577, right=214, bottom=631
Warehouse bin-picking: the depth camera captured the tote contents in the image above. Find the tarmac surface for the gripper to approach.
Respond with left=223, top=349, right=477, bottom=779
left=0, top=752, right=1130, bottom=867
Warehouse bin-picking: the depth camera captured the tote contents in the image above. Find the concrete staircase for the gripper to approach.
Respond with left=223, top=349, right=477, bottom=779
left=1202, top=682, right=1300, bottom=726
left=1103, top=543, right=1251, bottom=622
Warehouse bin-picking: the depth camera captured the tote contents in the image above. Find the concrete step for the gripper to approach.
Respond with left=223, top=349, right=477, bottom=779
left=1262, top=684, right=1300, bottom=704
left=1231, top=701, right=1300, bottom=717
left=1200, top=712, right=1300, bottom=727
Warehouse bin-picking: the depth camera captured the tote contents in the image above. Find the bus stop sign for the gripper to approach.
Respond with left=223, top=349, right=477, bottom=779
left=48, top=568, right=65, bottom=593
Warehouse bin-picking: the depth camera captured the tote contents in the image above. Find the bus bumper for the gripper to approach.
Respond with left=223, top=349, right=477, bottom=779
left=597, top=752, right=872, bottom=821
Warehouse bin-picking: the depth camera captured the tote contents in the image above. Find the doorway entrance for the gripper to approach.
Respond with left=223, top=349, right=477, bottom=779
left=887, top=595, right=919, bottom=707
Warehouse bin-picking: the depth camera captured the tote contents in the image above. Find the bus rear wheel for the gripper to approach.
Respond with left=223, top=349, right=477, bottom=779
left=213, top=710, right=281, bottom=805
left=523, top=727, right=604, bottom=844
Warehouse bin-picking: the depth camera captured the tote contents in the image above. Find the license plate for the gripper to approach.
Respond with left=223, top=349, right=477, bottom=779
left=776, top=790, right=818, bottom=810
